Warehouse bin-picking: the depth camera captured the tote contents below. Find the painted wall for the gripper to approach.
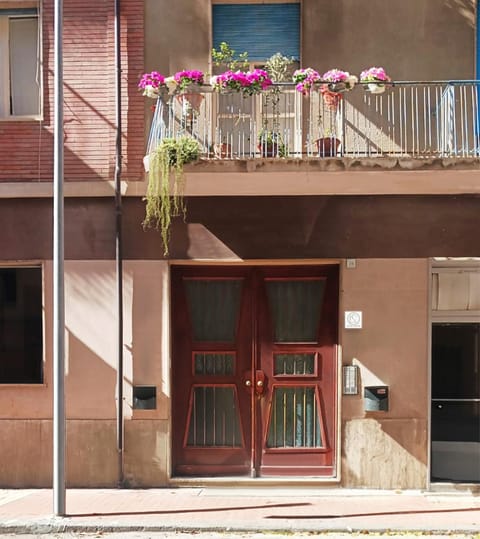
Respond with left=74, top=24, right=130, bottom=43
left=144, top=0, right=475, bottom=82
left=0, top=260, right=170, bottom=487
left=340, top=259, right=429, bottom=488
left=302, top=0, right=475, bottom=80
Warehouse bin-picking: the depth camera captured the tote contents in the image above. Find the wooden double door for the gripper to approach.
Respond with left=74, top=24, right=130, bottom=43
left=171, top=265, right=339, bottom=477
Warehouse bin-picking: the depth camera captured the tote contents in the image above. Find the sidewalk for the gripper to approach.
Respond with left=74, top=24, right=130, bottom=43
left=0, top=487, right=479, bottom=535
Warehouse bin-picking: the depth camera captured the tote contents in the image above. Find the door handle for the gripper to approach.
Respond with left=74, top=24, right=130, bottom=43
left=255, top=370, right=266, bottom=396
left=245, top=380, right=252, bottom=387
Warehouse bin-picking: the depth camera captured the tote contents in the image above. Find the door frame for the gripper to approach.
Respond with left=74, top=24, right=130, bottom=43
left=169, top=261, right=342, bottom=483
left=429, top=260, right=480, bottom=487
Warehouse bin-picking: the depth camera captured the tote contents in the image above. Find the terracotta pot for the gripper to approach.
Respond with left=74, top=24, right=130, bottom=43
left=316, top=137, right=341, bottom=157
left=214, top=143, right=232, bottom=158
left=320, top=86, right=343, bottom=110
left=257, top=142, right=283, bottom=158
left=176, top=92, right=204, bottom=112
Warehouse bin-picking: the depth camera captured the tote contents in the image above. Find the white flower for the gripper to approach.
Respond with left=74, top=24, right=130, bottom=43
left=143, top=85, right=159, bottom=99
left=165, top=76, right=177, bottom=93
left=346, top=74, right=358, bottom=89
left=210, top=75, right=218, bottom=86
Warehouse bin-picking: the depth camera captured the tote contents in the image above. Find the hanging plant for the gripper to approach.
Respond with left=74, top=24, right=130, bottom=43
left=143, top=136, right=200, bottom=255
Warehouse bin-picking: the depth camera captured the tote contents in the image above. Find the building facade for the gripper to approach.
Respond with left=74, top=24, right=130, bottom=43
left=0, top=0, right=479, bottom=488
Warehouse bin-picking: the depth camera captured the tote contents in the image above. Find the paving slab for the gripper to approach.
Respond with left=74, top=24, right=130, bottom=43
left=0, top=488, right=478, bottom=535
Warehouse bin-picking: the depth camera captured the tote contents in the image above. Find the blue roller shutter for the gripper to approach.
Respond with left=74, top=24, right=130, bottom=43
left=212, top=3, right=300, bottom=61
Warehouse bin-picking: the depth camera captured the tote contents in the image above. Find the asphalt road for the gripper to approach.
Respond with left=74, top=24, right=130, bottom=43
left=1, top=532, right=479, bottom=539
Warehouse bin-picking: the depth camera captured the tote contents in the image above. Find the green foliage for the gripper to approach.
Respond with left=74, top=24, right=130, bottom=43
left=143, top=136, right=200, bottom=255
left=264, top=52, right=295, bottom=83
left=258, top=129, right=287, bottom=157
left=212, top=41, right=249, bottom=71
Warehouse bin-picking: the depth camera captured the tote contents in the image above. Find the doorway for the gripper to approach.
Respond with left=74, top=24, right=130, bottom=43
left=431, top=323, right=480, bottom=482
left=171, top=265, right=339, bottom=478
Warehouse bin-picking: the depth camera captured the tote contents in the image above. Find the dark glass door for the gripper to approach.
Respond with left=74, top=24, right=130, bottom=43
left=431, top=323, right=480, bottom=482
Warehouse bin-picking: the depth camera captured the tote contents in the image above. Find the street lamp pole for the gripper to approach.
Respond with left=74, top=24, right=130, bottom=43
left=53, top=0, right=66, bottom=517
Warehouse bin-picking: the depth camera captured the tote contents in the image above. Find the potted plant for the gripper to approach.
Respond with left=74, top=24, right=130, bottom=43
left=265, top=52, right=295, bottom=84
left=211, top=68, right=272, bottom=97
left=143, top=135, right=200, bottom=255
left=169, top=70, right=205, bottom=111
left=211, top=41, right=250, bottom=72
left=292, top=67, right=321, bottom=95
left=138, top=70, right=167, bottom=98
left=320, top=68, right=357, bottom=110
left=258, top=130, right=287, bottom=158
left=316, top=133, right=341, bottom=157
left=360, top=66, right=392, bottom=94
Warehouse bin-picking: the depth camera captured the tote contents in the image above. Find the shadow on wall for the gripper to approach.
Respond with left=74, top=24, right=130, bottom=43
left=65, top=330, right=117, bottom=418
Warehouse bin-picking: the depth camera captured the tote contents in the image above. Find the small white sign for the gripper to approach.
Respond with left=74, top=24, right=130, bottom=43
left=345, top=311, right=362, bottom=329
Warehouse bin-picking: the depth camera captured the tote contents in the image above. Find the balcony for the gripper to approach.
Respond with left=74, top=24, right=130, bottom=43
left=146, top=81, right=480, bottom=162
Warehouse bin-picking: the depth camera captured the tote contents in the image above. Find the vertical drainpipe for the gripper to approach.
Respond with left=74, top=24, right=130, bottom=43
left=114, top=0, right=124, bottom=486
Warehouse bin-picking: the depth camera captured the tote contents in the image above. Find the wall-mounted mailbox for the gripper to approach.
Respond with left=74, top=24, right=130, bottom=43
left=133, top=386, right=157, bottom=410
left=364, top=385, right=389, bottom=411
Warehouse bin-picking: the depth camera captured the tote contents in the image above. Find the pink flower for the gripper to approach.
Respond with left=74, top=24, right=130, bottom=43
left=292, top=68, right=321, bottom=94
left=360, top=67, right=391, bottom=82
left=211, top=68, right=272, bottom=96
left=138, top=71, right=165, bottom=90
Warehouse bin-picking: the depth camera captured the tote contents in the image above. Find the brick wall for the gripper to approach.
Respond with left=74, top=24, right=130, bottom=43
left=0, top=0, right=144, bottom=182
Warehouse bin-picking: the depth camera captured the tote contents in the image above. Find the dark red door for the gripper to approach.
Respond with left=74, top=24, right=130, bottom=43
left=171, top=265, right=338, bottom=477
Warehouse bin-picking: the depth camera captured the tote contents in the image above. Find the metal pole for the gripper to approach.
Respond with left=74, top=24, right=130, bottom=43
left=114, top=0, right=124, bottom=486
left=53, top=0, right=65, bottom=516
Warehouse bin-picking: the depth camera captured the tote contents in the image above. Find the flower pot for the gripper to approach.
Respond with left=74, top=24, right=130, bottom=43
left=176, top=92, right=204, bottom=112
left=257, top=142, right=285, bottom=158
left=143, top=154, right=150, bottom=172
left=366, top=82, right=386, bottom=94
left=316, top=137, right=341, bottom=157
left=327, top=81, right=348, bottom=93
left=320, top=87, right=343, bottom=110
left=214, top=143, right=232, bottom=158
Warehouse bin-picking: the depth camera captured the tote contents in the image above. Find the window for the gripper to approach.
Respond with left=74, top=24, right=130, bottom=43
left=212, top=2, right=300, bottom=62
left=0, top=4, right=40, bottom=117
left=0, top=267, right=43, bottom=384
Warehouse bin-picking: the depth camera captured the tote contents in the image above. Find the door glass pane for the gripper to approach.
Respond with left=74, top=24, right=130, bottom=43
left=266, top=279, right=325, bottom=342
left=432, top=402, right=480, bottom=443
left=274, top=353, right=315, bottom=375
left=185, top=279, right=242, bottom=342
left=266, top=386, right=323, bottom=448
left=194, top=352, right=235, bottom=375
left=432, top=324, right=480, bottom=398
left=186, top=386, right=242, bottom=447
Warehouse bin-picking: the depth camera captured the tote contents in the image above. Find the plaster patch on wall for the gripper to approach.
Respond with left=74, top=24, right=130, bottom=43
left=343, top=418, right=427, bottom=489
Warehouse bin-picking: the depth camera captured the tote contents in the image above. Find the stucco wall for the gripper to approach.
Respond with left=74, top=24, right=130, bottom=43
left=145, top=0, right=475, bottom=80
left=302, top=0, right=475, bottom=80
left=0, top=260, right=170, bottom=487
left=340, top=258, right=429, bottom=488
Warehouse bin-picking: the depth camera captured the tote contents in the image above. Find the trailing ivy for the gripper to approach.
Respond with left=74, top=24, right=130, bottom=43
left=143, top=136, right=200, bottom=255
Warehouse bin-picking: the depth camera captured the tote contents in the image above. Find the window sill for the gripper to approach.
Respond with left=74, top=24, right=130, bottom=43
left=0, top=383, right=47, bottom=388
left=0, top=114, right=42, bottom=122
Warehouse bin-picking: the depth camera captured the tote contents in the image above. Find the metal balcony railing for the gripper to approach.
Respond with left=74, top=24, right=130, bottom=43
left=145, top=81, right=480, bottom=160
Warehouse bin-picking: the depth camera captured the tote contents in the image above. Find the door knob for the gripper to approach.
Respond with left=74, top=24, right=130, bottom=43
left=256, top=380, right=263, bottom=387
left=245, top=380, right=252, bottom=387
